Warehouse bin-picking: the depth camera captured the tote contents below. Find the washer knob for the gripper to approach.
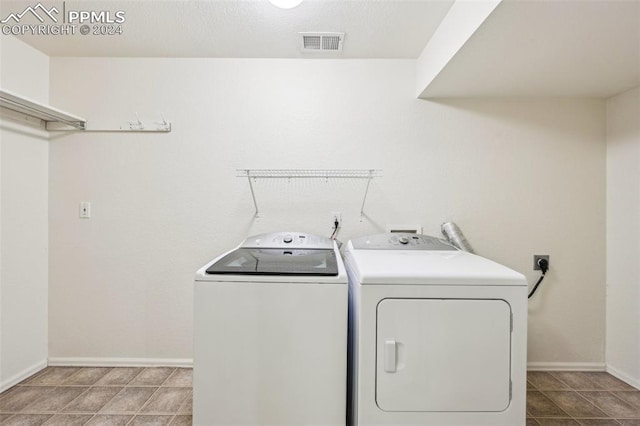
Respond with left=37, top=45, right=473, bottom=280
left=398, top=236, right=409, bottom=245
left=283, top=234, right=293, bottom=243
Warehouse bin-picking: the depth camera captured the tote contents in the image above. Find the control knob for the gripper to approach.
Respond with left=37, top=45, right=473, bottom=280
left=398, top=236, right=409, bottom=245
left=283, top=234, right=293, bottom=243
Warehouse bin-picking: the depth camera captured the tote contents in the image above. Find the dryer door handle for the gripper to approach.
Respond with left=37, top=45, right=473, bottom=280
left=384, top=340, right=397, bottom=373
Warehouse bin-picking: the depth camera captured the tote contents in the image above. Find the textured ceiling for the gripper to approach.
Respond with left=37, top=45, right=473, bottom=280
left=1, top=0, right=456, bottom=58
left=2, top=0, right=639, bottom=98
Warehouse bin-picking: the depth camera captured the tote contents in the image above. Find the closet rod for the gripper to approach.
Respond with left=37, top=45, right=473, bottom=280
left=0, top=89, right=86, bottom=130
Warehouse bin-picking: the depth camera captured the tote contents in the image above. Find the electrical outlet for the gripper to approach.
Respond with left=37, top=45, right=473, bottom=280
left=79, top=201, right=91, bottom=219
left=533, top=255, right=549, bottom=270
left=330, top=211, right=342, bottom=226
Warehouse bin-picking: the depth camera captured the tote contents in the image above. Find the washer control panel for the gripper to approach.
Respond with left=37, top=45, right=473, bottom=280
left=241, top=232, right=334, bottom=249
left=350, top=233, right=457, bottom=251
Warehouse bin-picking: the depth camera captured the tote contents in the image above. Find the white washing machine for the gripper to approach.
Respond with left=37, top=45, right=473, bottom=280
left=344, top=233, right=528, bottom=426
left=193, top=232, right=347, bottom=426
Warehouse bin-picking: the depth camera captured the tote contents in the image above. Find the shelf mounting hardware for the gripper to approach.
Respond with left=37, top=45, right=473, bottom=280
left=1, top=88, right=172, bottom=133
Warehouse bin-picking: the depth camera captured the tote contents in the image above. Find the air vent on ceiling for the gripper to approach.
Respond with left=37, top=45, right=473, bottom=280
left=299, top=32, right=345, bottom=53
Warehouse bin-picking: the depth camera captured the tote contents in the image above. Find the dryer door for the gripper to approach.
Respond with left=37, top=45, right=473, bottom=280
left=376, top=298, right=511, bottom=412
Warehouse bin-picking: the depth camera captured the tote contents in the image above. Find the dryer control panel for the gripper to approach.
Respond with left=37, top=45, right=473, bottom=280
left=350, top=233, right=457, bottom=250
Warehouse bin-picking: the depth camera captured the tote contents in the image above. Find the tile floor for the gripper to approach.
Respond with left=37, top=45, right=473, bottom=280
left=0, top=367, right=191, bottom=425
left=1, top=368, right=639, bottom=425
left=527, top=371, right=640, bottom=425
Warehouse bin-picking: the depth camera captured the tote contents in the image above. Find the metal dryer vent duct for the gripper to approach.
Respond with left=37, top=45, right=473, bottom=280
left=299, top=32, right=345, bottom=52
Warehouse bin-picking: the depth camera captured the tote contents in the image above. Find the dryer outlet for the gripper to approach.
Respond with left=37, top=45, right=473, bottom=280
left=533, top=255, right=549, bottom=271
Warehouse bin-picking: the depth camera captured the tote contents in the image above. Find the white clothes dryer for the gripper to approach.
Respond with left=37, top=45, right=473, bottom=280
left=344, top=233, right=527, bottom=426
left=194, top=232, right=347, bottom=426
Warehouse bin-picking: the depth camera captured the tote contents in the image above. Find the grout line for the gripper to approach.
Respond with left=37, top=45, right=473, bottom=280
left=124, top=367, right=146, bottom=388
left=159, top=368, right=178, bottom=387
left=127, top=372, right=170, bottom=425
left=128, top=367, right=181, bottom=420
left=546, top=371, right=576, bottom=390
left=94, top=385, right=129, bottom=416
left=537, top=388, right=609, bottom=419
left=176, top=390, right=192, bottom=415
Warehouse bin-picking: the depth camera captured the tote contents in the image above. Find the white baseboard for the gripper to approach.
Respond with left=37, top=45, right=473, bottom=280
left=47, top=357, right=193, bottom=368
left=0, top=359, right=47, bottom=393
left=527, top=361, right=606, bottom=371
left=606, top=365, right=640, bottom=390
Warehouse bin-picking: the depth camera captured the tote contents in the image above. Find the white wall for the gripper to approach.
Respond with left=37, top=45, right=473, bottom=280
left=47, top=57, right=606, bottom=366
left=0, top=36, right=49, bottom=391
left=606, top=85, right=640, bottom=387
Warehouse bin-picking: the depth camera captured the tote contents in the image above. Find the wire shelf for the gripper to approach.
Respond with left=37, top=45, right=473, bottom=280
left=236, top=169, right=381, bottom=179
left=237, top=169, right=382, bottom=217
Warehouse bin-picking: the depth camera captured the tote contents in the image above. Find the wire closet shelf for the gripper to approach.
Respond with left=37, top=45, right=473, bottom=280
left=0, top=88, right=171, bottom=132
left=237, top=169, right=382, bottom=218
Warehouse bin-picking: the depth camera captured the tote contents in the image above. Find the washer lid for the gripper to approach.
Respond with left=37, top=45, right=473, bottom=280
left=205, top=248, right=339, bottom=276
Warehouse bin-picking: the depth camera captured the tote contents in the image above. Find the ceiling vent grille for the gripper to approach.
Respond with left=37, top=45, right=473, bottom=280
left=299, top=32, right=345, bottom=53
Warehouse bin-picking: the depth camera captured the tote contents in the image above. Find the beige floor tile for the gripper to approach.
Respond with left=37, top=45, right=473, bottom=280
left=528, top=391, right=570, bottom=418
left=100, top=387, right=157, bottom=414
left=543, top=391, right=608, bottom=418
left=582, top=373, right=636, bottom=391
left=21, top=387, right=88, bottom=413
left=577, top=419, right=624, bottom=425
left=42, top=413, right=93, bottom=425
left=528, top=419, right=541, bottom=426
left=140, top=388, right=190, bottom=414
left=169, top=415, right=191, bottom=425
left=535, top=419, right=581, bottom=426
left=0, top=414, right=53, bottom=426
left=529, top=372, right=572, bottom=391
left=84, top=414, right=133, bottom=426
left=612, top=391, right=640, bottom=409
left=62, top=387, right=122, bottom=413
left=129, top=369, right=175, bottom=386
left=0, top=387, right=57, bottom=413
left=129, top=415, right=173, bottom=425
left=25, top=368, right=81, bottom=386
left=579, top=392, right=640, bottom=418
left=16, top=368, right=49, bottom=386
left=178, top=393, right=191, bottom=414
left=618, top=420, right=640, bottom=426
left=62, top=368, right=112, bottom=386
left=95, top=368, right=143, bottom=386
left=551, top=373, right=603, bottom=390
left=163, top=369, right=192, bottom=388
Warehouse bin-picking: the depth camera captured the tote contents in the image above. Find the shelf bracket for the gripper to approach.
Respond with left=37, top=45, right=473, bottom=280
left=360, top=171, right=374, bottom=218
left=247, top=174, right=260, bottom=218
